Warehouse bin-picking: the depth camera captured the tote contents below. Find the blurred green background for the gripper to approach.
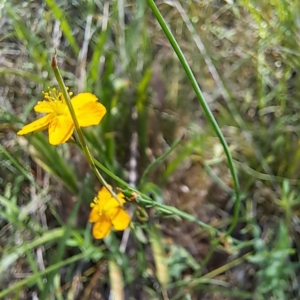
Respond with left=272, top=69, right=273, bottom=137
left=1, top=0, right=300, bottom=299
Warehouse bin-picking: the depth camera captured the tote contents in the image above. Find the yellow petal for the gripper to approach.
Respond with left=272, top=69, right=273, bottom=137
left=106, top=193, right=126, bottom=209
left=17, top=114, right=54, bottom=135
left=71, top=93, right=98, bottom=108
left=34, top=101, right=56, bottom=113
left=112, top=209, right=130, bottom=231
left=48, top=115, right=74, bottom=145
left=108, top=207, right=121, bottom=220
left=92, top=216, right=112, bottom=239
left=117, top=192, right=126, bottom=204
left=97, top=187, right=125, bottom=210
left=98, top=185, right=113, bottom=199
left=76, top=102, right=106, bottom=127
left=89, top=206, right=101, bottom=223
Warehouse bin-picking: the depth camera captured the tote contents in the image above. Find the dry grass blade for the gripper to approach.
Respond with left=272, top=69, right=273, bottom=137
left=108, top=259, right=124, bottom=300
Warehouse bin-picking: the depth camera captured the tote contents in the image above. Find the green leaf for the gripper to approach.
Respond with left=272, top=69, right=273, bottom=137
left=24, top=134, right=78, bottom=193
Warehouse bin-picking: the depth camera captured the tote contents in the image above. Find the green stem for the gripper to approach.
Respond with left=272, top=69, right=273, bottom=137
left=139, top=135, right=183, bottom=188
left=146, top=0, right=240, bottom=234
left=51, top=54, right=123, bottom=206
left=87, top=153, right=244, bottom=243
left=138, top=196, right=217, bottom=234
left=89, top=153, right=207, bottom=228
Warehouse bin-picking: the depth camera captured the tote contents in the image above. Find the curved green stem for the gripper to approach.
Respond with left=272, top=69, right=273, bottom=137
left=87, top=153, right=245, bottom=244
left=51, top=54, right=123, bottom=206
left=139, top=135, right=183, bottom=188
left=146, top=0, right=240, bottom=234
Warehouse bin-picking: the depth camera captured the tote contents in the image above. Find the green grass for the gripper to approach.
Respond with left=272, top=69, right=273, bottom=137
left=1, top=0, right=300, bottom=299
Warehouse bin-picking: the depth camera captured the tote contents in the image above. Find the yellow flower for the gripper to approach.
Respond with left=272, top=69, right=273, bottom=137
left=17, top=88, right=106, bottom=145
left=89, top=186, right=130, bottom=239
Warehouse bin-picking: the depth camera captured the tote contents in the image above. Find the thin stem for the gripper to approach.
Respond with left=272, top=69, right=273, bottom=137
left=201, top=252, right=253, bottom=280
left=146, top=0, right=240, bottom=234
left=84, top=149, right=208, bottom=224
left=51, top=54, right=123, bottom=206
left=83, top=152, right=245, bottom=242
left=139, top=135, right=183, bottom=187
left=168, top=251, right=252, bottom=289
left=138, top=196, right=217, bottom=234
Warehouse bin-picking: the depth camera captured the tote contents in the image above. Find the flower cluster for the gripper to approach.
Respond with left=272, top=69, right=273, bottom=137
left=18, top=86, right=130, bottom=239
left=17, top=88, right=106, bottom=145
left=89, top=186, right=130, bottom=239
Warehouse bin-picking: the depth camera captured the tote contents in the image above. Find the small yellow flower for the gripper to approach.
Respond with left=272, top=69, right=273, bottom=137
left=17, top=88, right=106, bottom=145
left=89, top=186, right=130, bottom=239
